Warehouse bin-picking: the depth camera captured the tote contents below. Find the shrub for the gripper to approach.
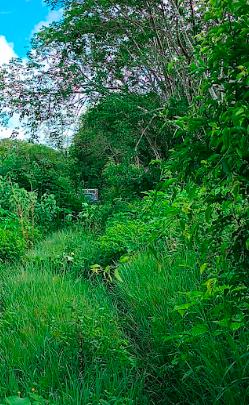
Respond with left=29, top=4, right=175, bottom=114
left=0, top=220, right=26, bottom=262
left=35, top=193, right=60, bottom=231
left=0, top=139, right=81, bottom=211
left=102, top=161, right=155, bottom=201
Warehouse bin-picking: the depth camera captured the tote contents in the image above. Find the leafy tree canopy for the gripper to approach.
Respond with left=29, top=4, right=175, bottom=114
left=0, top=0, right=200, bottom=140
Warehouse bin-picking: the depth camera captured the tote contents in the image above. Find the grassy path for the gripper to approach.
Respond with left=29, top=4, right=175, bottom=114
left=0, top=228, right=248, bottom=404
left=0, top=229, right=145, bottom=404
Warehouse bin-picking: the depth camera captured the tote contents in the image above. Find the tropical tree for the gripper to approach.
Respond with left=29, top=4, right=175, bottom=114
left=0, top=0, right=203, bottom=141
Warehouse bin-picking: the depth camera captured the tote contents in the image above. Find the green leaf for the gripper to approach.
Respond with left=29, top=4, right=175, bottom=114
left=204, top=278, right=217, bottom=293
left=119, top=255, right=130, bottom=263
left=189, top=324, right=208, bottom=337
left=114, top=268, right=123, bottom=283
left=230, top=322, right=244, bottom=331
left=90, top=264, right=102, bottom=274
left=205, top=206, right=213, bottom=222
left=163, top=178, right=177, bottom=189
left=163, top=333, right=183, bottom=342
left=200, top=263, right=208, bottom=275
left=174, top=302, right=195, bottom=316
left=5, top=398, right=31, bottom=405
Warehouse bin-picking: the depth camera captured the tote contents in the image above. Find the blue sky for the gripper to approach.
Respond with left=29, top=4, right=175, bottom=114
left=0, top=0, right=62, bottom=63
left=0, top=0, right=63, bottom=138
left=0, top=0, right=51, bottom=58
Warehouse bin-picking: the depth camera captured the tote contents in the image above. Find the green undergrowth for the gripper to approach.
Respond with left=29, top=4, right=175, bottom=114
left=0, top=225, right=248, bottom=404
left=0, top=232, right=146, bottom=404
left=115, top=251, right=249, bottom=404
left=0, top=0, right=248, bottom=403
left=25, top=227, right=101, bottom=277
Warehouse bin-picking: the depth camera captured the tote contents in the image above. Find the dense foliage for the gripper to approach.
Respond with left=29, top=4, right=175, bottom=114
left=0, top=0, right=248, bottom=404
left=0, top=139, right=81, bottom=210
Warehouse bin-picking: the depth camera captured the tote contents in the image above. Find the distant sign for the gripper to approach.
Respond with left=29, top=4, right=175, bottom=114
left=83, top=189, right=99, bottom=203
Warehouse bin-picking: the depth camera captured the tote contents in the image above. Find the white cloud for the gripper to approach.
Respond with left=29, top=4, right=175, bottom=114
left=0, top=35, right=17, bottom=65
left=31, top=9, right=63, bottom=36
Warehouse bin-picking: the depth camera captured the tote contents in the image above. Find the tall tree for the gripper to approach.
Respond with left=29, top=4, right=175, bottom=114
left=0, top=0, right=202, bottom=141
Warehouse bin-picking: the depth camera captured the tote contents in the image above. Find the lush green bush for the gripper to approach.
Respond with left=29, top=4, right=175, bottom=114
left=78, top=202, right=114, bottom=233
left=100, top=176, right=249, bottom=280
left=0, top=139, right=81, bottom=211
left=101, top=160, right=161, bottom=201
left=35, top=193, right=60, bottom=231
left=0, top=218, right=26, bottom=262
left=0, top=177, right=64, bottom=261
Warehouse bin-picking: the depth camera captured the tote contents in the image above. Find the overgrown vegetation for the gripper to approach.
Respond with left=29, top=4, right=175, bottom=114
left=0, top=0, right=248, bottom=403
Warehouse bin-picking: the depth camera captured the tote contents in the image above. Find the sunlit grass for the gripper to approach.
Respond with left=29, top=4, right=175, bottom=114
left=0, top=231, right=144, bottom=404
left=115, top=249, right=249, bottom=404
left=0, top=229, right=248, bottom=404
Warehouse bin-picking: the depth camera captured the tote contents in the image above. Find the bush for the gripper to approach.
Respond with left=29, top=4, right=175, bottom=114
left=0, top=139, right=81, bottom=211
left=35, top=193, right=60, bottom=231
left=78, top=202, right=114, bottom=233
left=0, top=221, right=26, bottom=262
left=102, top=161, right=158, bottom=201
left=0, top=177, right=65, bottom=252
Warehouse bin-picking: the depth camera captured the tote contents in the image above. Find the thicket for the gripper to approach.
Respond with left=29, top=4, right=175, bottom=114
left=0, top=140, right=85, bottom=261
left=0, top=139, right=82, bottom=210
left=0, top=0, right=248, bottom=403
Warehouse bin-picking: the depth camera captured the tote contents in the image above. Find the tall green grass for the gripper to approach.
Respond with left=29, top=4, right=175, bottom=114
left=26, top=227, right=102, bottom=277
left=0, top=228, right=248, bottom=404
left=115, top=249, right=249, bottom=404
left=0, top=230, right=145, bottom=404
